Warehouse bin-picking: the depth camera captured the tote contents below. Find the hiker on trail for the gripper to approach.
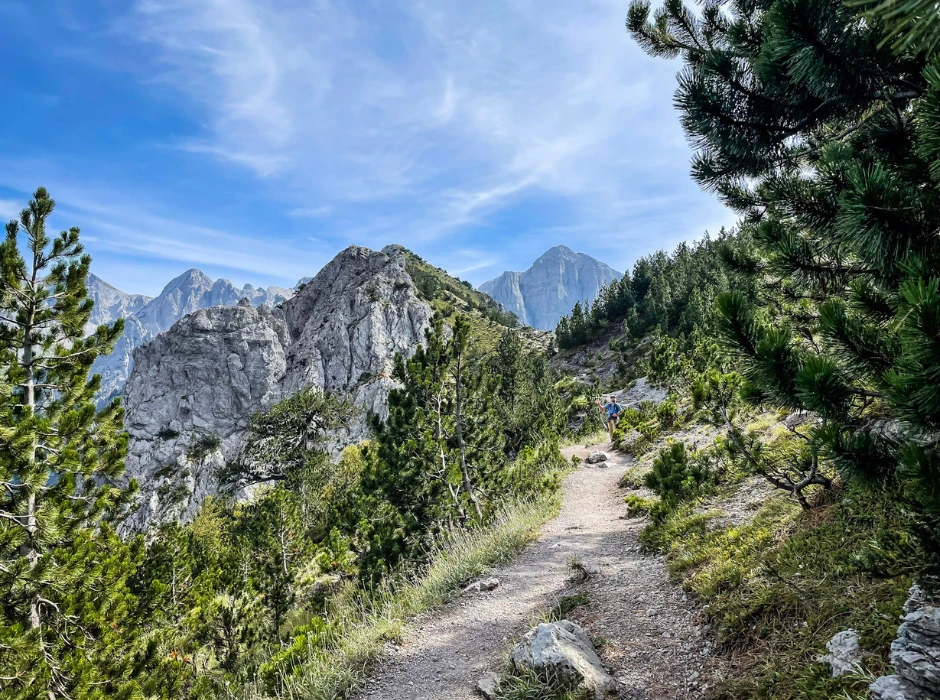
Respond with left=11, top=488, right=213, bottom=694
left=597, top=394, right=622, bottom=442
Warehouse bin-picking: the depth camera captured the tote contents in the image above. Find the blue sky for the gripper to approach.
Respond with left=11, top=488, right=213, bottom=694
left=0, top=0, right=731, bottom=297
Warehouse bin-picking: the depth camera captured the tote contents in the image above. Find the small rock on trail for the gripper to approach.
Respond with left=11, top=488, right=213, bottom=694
left=463, top=577, right=500, bottom=595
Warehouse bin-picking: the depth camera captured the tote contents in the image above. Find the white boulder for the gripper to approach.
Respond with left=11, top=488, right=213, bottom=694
left=510, top=620, right=617, bottom=699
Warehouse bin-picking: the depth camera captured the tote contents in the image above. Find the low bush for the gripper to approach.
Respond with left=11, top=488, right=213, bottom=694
left=624, top=494, right=655, bottom=518
left=643, top=442, right=715, bottom=507
left=614, top=421, right=660, bottom=456
left=187, top=433, right=221, bottom=461
left=654, top=399, right=679, bottom=428
left=500, top=440, right=568, bottom=500
left=618, top=467, right=646, bottom=489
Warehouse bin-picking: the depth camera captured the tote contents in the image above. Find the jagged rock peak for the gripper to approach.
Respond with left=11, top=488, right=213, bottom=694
left=84, top=274, right=152, bottom=337
left=121, top=244, right=433, bottom=531
left=479, top=246, right=621, bottom=331
left=89, top=268, right=295, bottom=403
left=164, top=267, right=213, bottom=290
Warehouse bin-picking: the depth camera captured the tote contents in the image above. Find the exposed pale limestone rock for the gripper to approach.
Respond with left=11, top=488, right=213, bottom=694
left=818, top=629, right=862, bottom=677
left=510, top=620, right=617, bottom=699
left=480, top=246, right=621, bottom=331
left=870, top=586, right=940, bottom=699
left=90, top=268, right=293, bottom=401
left=122, top=245, right=433, bottom=531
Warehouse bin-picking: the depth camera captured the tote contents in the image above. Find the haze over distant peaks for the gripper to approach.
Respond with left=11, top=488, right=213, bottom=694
left=87, top=269, right=296, bottom=401
left=479, top=246, right=621, bottom=331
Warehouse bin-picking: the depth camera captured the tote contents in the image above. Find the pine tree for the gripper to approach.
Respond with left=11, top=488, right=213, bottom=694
left=0, top=188, right=144, bottom=697
left=360, top=314, right=509, bottom=575
left=238, top=486, right=310, bottom=641
left=221, top=386, right=355, bottom=489
left=569, top=301, right=587, bottom=345
left=627, top=0, right=940, bottom=515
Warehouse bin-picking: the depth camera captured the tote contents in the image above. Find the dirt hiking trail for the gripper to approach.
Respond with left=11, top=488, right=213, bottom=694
left=357, top=441, right=722, bottom=699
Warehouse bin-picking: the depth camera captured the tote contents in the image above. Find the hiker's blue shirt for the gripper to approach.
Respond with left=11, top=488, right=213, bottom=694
left=605, top=402, right=622, bottom=419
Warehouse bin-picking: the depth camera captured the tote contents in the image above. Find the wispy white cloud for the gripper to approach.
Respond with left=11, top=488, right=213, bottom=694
left=0, top=174, right=327, bottom=292
left=0, top=0, right=728, bottom=293
left=0, top=199, right=23, bottom=221
left=290, top=206, right=331, bottom=218
left=121, top=0, right=724, bottom=264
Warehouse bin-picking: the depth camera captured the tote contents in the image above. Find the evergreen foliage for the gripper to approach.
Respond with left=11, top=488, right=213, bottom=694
left=400, top=247, right=520, bottom=328
left=361, top=315, right=565, bottom=577
left=0, top=189, right=150, bottom=698
left=0, top=191, right=570, bottom=698
left=126, top=313, right=567, bottom=695
left=555, top=229, right=752, bottom=349
left=628, top=0, right=940, bottom=522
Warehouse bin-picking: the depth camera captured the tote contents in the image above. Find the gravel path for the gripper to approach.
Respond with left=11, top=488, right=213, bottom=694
left=356, top=441, right=722, bottom=699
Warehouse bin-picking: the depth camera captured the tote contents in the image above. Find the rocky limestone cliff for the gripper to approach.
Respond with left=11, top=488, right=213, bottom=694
left=84, top=274, right=152, bottom=336
left=91, top=269, right=294, bottom=401
left=121, top=245, right=433, bottom=531
left=479, top=246, right=621, bottom=331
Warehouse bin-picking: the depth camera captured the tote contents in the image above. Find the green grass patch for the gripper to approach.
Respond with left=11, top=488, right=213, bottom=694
left=243, top=495, right=561, bottom=700
left=494, top=667, right=591, bottom=700
left=618, top=466, right=646, bottom=489
left=641, top=485, right=924, bottom=699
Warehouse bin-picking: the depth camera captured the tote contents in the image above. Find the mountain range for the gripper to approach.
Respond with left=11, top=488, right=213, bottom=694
left=88, top=271, right=296, bottom=401
left=86, top=245, right=621, bottom=401
left=88, top=243, right=606, bottom=528
left=479, top=246, right=621, bottom=331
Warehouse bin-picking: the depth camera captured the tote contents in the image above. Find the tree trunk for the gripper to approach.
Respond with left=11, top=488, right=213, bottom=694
left=453, top=355, right=483, bottom=519
left=23, top=254, right=40, bottom=631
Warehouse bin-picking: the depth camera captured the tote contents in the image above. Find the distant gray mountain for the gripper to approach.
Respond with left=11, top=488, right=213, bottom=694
left=479, top=246, right=621, bottom=331
left=84, top=274, right=152, bottom=337
left=87, top=270, right=294, bottom=401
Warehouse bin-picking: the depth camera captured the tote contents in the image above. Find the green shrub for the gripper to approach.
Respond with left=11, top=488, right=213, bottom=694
left=614, top=419, right=660, bottom=456
left=570, top=395, right=589, bottom=411
left=617, top=406, right=643, bottom=428
left=501, top=441, right=567, bottom=500
left=624, top=494, right=655, bottom=517
left=187, top=433, right=222, bottom=461
left=655, top=399, right=679, bottom=429
left=644, top=442, right=713, bottom=506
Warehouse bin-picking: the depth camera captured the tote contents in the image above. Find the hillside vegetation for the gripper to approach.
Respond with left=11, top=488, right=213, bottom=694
left=550, top=0, right=940, bottom=695
left=0, top=199, right=570, bottom=699
left=398, top=245, right=553, bottom=356
left=3, top=0, right=940, bottom=698
left=582, top=0, right=940, bottom=695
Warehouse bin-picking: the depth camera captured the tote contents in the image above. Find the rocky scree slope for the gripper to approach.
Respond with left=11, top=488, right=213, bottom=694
left=88, top=269, right=294, bottom=402
left=479, top=246, right=621, bottom=331
left=121, top=245, right=433, bottom=531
